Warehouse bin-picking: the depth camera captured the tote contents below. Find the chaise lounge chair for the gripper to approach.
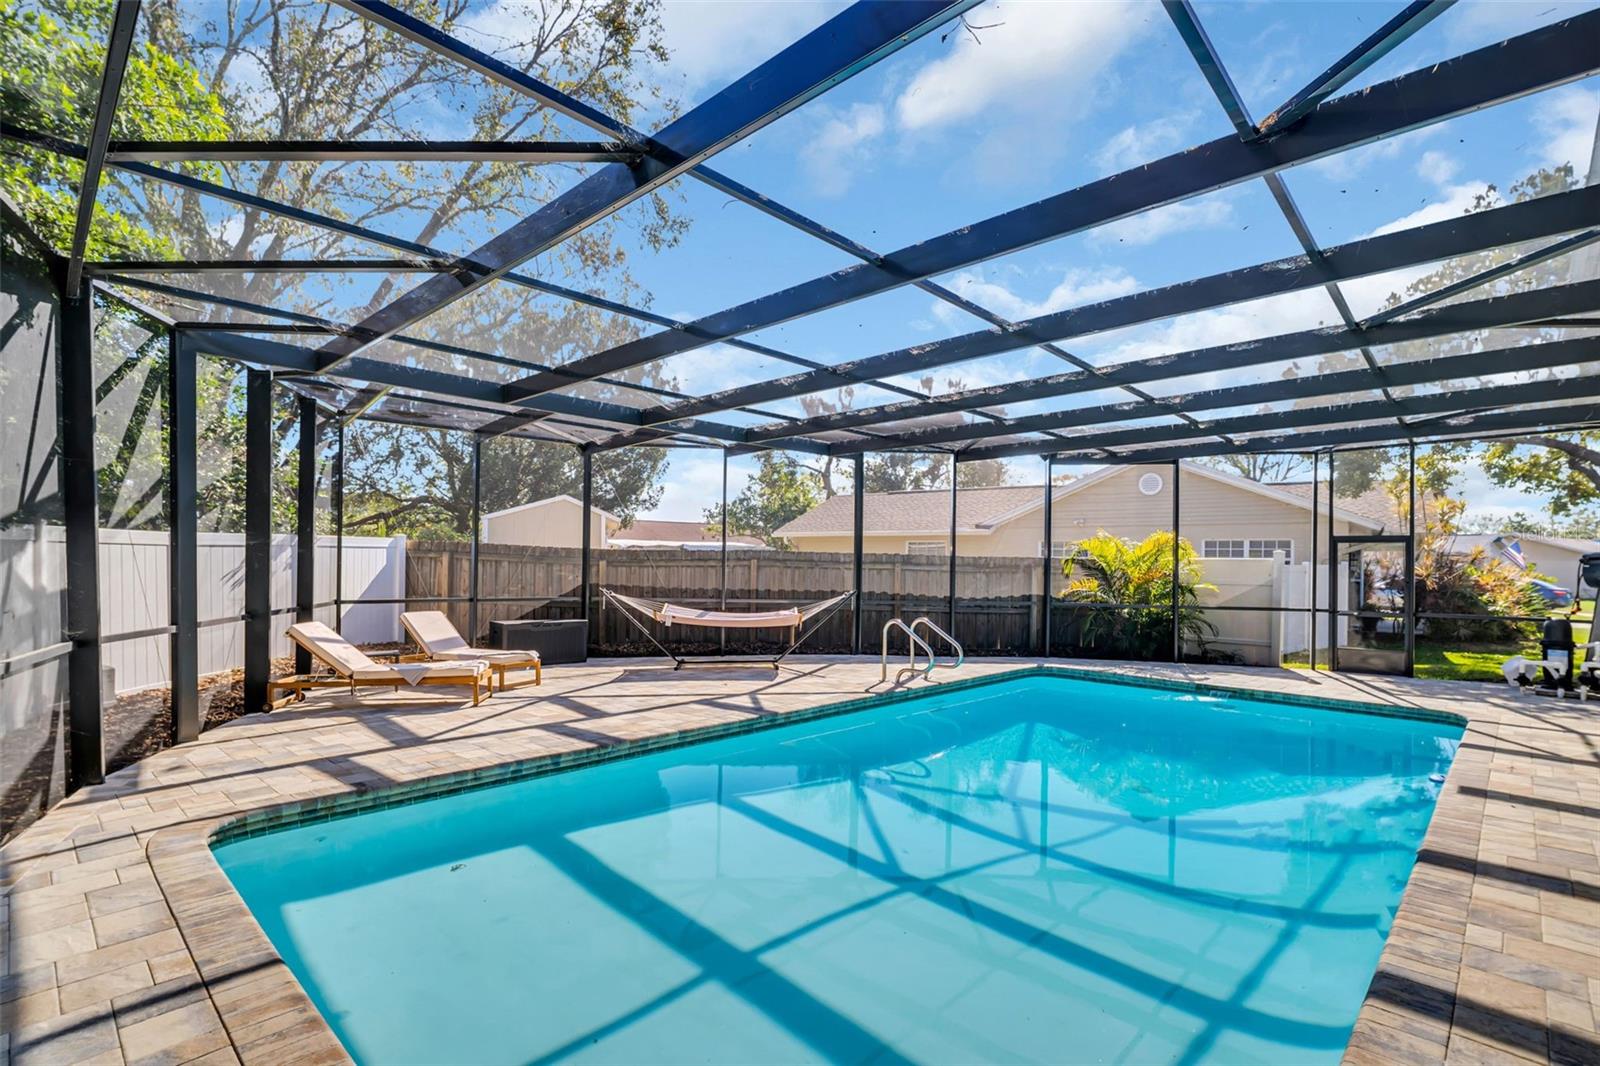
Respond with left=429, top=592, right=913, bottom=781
left=271, top=621, right=491, bottom=708
left=400, top=610, right=542, bottom=691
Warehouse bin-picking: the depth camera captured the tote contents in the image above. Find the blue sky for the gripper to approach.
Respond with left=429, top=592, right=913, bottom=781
left=576, top=1, right=1597, bottom=522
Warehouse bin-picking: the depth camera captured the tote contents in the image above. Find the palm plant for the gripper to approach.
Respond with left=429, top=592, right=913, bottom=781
left=1061, top=531, right=1217, bottom=658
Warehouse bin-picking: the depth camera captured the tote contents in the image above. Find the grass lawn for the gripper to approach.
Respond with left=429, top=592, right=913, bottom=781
left=1285, top=600, right=1596, bottom=683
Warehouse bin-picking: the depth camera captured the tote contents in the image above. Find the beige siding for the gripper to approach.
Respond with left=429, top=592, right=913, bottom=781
left=482, top=498, right=612, bottom=549
left=1518, top=543, right=1585, bottom=584
left=783, top=465, right=1369, bottom=561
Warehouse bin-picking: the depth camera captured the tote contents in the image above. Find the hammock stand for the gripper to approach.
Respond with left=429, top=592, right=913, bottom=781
left=600, top=587, right=855, bottom=670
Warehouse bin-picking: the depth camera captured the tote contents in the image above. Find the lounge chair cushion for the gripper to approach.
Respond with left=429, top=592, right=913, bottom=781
left=351, top=662, right=487, bottom=684
left=432, top=647, right=539, bottom=666
left=288, top=621, right=381, bottom=678
left=402, top=610, right=539, bottom=666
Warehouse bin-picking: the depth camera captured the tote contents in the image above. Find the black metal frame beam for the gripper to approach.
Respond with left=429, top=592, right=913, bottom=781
left=1005, top=406, right=1600, bottom=466
left=776, top=278, right=1598, bottom=449
left=1362, top=228, right=1600, bottom=328
left=3, top=126, right=941, bottom=425
left=294, top=395, right=317, bottom=674
left=579, top=445, right=594, bottom=644
left=105, top=139, right=636, bottom=163
left=963, top=370, right=1600, bottom=462
left=243, top=370, right=273, bottom=712
left=94, top=274, right=814, bottom=429
left=845, top=334, right=1599, bottom=452
left=63, top=0, right=140, bottom=296
left=332, top=420, right=345, bottom=633
left=88, top=258, right=449, bottom=274
left=1041, top=458, right=1054, bottom=659
left=1162, top=1, right=1256, bottom=137
left=58, top=285, right=104, bottom=789
left=1257, top=1, right=1456, bottom=137
left=310, top=1, right=979, bottom=374
left=851, top=452, right=865, bottom=656
left=640, top=188, right=1599, bottom=436
left=169, top=330, right=199, bottom=743
left=504, top=12, right=1600, bottom=405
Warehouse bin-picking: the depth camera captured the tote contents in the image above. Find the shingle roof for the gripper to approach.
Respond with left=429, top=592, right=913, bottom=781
left=1271, top=481, right=1403, bottom=530
left=616, top=519, right=763, bottom=547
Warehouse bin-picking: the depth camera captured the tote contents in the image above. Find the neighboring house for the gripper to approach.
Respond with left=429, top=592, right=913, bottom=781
left=773, top=462, right=1384, bottom=559
left=610, top=519, right=768, bottom=552
left=481, top=495, right=617, bottom=549
left=480, top=497, right=768, bottom=551
left=1446, top=532, right=1597, bottom=592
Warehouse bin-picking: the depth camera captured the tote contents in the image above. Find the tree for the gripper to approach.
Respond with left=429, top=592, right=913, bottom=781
left=341, top=427, right=666, bottom=540
left=1336, top=163, right=1600, bottom=525
left=1201, top=454, right=1308, bottom=484
left=1060, top=530, right=1216, bottom=659
left=1, top=0, right=231, bottom=255
left=707, top=452, right=820, bottom=547
left=774, top=375, right=1015, bottom=497
left=1476, top=435, right=1600, bottom=517
left=6, top=0, right=689, bottom=531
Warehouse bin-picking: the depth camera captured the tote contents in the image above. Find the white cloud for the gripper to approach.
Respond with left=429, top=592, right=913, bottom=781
left=1443, top=1, right=1597, bottom=48
left=651, top=449, right=743, bottom=522
left=1336, top=181, right=1494, bottom=316
left=1305, top=126, right=1438, bottom=181
left=800, top=103, right=885, bottom=197
left=1361, top=180, right=1493, bottom=239
left=1532, top=86, right=1599, bottom=176
left=651, top=1, right=848, bottom=98
left=1093, top=113, right=1198, bottom=172
left=894, top=0, right=1149, bottom=132
left=1081, top=288, right=1344, bottom=394
left=1415, top=150, right=1460, bottom=186
left=941, top=268, right=1140, bottom=322
left=1090, top=197, right=1234, bottom=247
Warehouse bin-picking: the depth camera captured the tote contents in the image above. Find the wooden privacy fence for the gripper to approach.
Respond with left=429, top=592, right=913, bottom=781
left=405, top=542, right=1049, bottom=655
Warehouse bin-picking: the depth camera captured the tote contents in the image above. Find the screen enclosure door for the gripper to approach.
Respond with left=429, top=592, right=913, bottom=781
left=1329, top=535, right=1413, bottom=676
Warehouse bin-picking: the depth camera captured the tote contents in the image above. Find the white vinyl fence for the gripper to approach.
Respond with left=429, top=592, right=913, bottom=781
left=7, top=526, right=405, bottom=697
left=1194, top=556, right=1347, bottom=666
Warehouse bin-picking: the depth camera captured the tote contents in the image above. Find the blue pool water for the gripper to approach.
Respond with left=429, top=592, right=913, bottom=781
left=214, top=673, right=1461, bottom=1065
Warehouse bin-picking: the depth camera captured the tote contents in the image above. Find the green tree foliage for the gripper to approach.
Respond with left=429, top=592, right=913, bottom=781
left=0, top=0, right=231, bottom=255
left=1327, top=164, right=1600, bottom=526
left=341, top=426, right=666, bottom=540
left=7, top=0, right=685, bottom=531
left=1409, top=500, right=1547, bottom=642
left=710, top=452, right=820, bottom=548
left=1059, top=530, right=1216, bottom=659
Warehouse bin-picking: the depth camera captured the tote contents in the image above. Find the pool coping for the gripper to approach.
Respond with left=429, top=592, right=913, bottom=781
left=206, top=662, right=1467, bottom=847
left=6, top=658, right=1594, bottom=1065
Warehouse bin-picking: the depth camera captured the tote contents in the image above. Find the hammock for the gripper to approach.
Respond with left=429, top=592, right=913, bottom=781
left=601, top=588, right=854, bottom=669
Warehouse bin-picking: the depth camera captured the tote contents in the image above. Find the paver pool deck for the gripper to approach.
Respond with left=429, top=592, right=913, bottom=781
left=1, top=657, right=1596, bottom=1066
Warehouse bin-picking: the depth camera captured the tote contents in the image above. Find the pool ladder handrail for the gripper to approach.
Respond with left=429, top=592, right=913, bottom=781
left=880, top=617, right=964, bottom=685
left=911, top=617, right=965, bottom=674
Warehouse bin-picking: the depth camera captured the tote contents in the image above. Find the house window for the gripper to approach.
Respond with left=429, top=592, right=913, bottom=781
left=1247, top=539, right=1294, bottom=562
left=1038, top=541, right=1073, bottom=559
left=906, top=540, right=948, bottom=555
left=1203, top=538, right=1294, bottom=562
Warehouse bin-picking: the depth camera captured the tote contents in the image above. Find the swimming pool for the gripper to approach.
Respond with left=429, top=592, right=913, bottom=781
left=214, top=671, right=1461, bottom=1065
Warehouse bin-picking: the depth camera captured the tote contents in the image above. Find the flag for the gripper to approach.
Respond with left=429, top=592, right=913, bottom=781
left=1493, top=536, right=1527, bottom=570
